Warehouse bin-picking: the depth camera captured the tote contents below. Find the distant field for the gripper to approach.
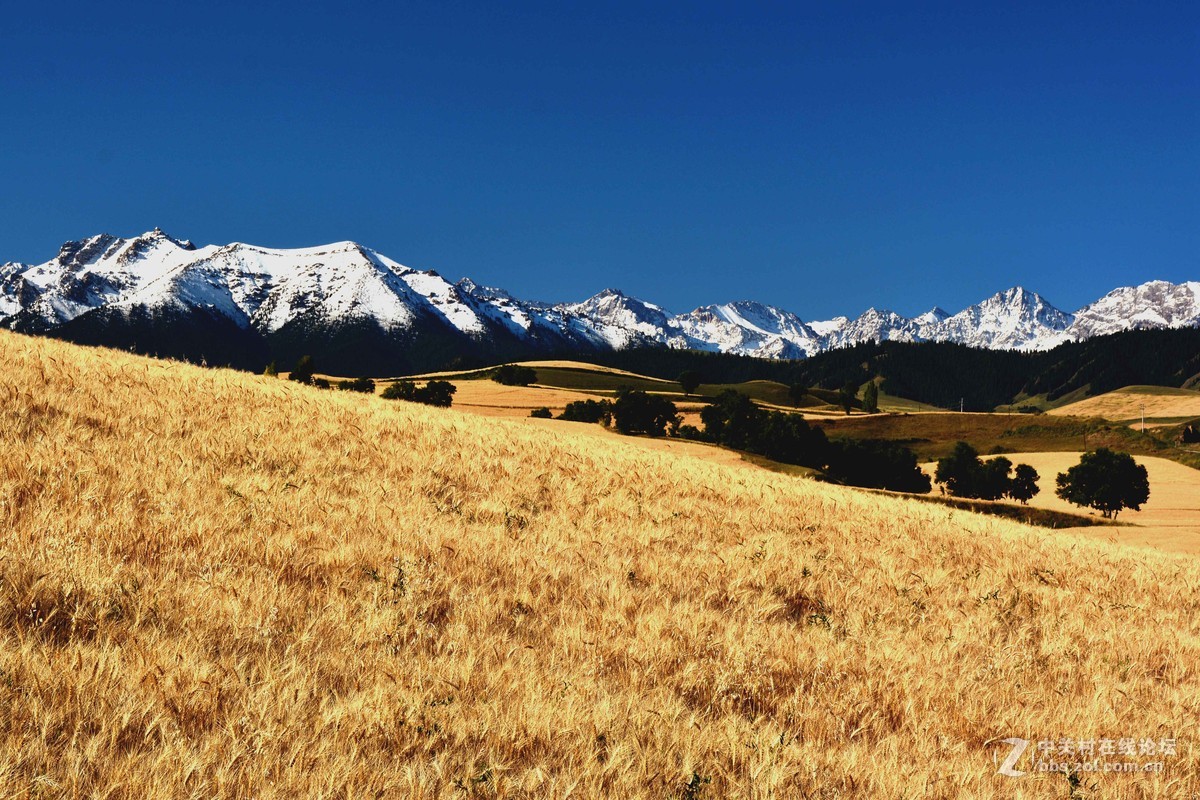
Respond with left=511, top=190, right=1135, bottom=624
left=817, top=411, right=1172, bottom=459
left=394, top=360, right=956, bottom=417
left=1048, top=385, right=1200, bottom=422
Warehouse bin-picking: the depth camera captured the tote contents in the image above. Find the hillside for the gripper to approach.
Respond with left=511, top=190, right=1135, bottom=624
left=2, top=332, right=1198, bottom=797
left=1048, top=385, right=1200, bottom=423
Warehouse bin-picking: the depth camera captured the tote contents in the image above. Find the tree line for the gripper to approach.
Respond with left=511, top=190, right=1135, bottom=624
left=574, top=328, right=1200, bottom=410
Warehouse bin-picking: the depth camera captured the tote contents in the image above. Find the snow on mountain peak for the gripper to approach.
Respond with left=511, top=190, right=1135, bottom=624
left=0, top=230, right=1195, bottom=361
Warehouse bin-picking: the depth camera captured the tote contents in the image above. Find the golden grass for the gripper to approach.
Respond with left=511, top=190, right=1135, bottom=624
left=2, top=331, right=1199, bottom=798
left=1048, top=386, right=1200, bottom=422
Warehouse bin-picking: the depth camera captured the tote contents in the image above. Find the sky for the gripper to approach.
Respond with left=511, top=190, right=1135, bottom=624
left=1, top=1, right=1196, bottom=319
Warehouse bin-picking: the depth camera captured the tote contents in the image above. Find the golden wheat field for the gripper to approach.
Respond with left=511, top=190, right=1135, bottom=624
left=2, top=331, right=1199, bottom=799
left=1048, top=386, right=1200, bottom=423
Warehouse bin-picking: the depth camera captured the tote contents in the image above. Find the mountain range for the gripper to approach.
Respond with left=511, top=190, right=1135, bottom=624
left=2, top=229, right=1198, bottom=375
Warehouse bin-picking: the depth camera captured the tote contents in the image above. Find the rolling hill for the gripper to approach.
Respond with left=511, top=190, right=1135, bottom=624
left=1, top=331, right=1198, bottom=797
left=1048, top=385, right=1200, bottom=422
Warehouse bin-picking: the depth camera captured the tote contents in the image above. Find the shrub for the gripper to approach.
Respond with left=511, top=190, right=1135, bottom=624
left=492, top=364, right=537, bottom=386
left=1055, top=448, right=1150, bottom=519
left=529, top=407, right=553, bottom=419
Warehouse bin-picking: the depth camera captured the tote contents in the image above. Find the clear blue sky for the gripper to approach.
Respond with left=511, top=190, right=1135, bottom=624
left=2, top=1, right=1196, bottom=319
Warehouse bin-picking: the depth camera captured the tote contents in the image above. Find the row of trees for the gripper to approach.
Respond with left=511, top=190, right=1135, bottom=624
left=536, top=387, right=927, bottom=491
left=534, top=392, right=677, bottom=436
left=277, top=355, right=458, bottom=407
left=492, top=364, right=538, bottom=386
left=687, top=390, right=929, bottom=491
left=380, top=380, right=456, bottom=407
left=934, top=443, right=1041, bottom=503
left=274, top=356, right=375, bottom=392
left=935, top=441, right=1151, bottom=518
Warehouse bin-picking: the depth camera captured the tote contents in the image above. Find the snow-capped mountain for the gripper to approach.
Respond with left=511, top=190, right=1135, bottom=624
left=0, top=229, right=1195, bottom=374
left=674, top=301, right=822, bottom=358
left=927, top=287, right=1074, bottom=350
left=1068, top=280, right=1200, bottom=339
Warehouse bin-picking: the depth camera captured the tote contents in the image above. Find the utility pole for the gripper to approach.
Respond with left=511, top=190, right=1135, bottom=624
left=960, top=397, right=964, bottom=413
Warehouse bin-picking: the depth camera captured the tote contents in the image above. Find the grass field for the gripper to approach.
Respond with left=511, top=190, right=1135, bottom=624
left=818, top=410, right=1188, bottom=462
left=4, top=333, right=1200, bottom=797
left=1048, top=385, right=1200, bottom=424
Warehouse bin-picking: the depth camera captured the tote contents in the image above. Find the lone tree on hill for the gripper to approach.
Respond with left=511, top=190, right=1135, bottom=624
left=1055, top=448, right=1150, bottom=519
left=788, top=382, right=808, bottom=406
left=861, top=381, right=880, bottom=414
left=289, top=355, right=315, bottom=385
left=677, top=370, right=702, bottom=396
left=838, top=380, right=859, bottom=415
left=936, top=441, right=982, bottom=496
left=1008, top=463, right=1041, bottom=504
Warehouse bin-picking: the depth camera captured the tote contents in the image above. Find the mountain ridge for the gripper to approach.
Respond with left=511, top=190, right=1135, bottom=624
left=2, top=229, right=1197, bottom=374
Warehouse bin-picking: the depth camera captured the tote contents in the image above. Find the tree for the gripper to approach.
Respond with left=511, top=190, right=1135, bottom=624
left=529, top=407, right=553, bottom=419
left=788, top=383, right=808, bottom=406
left=1008, top=463, right=1041, bottom=504
left=263, top=361, right=279, bottom=378
left=677, top=370, right=702, bottom=396
left=861, top=381, right=879, bottom=414
left=492, top=364, right=537, bottom=386
left=289, top=355, right=315, bottom=385
left=1055, top=448, right=1150, bottom=519
left=420, top=380, right=456, bottom=407
left=699, top=390, right=763, bottom=450
left=977, top=456, right=1013, bottom=501
left=838, top=380, right=858, bottom=414
left=611, top=389, right=677, bottom=437
left=934, top=441, right=983, bottom=497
